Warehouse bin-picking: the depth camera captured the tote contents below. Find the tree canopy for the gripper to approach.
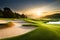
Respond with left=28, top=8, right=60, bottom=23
left=0, top=7, right=27, bottom=18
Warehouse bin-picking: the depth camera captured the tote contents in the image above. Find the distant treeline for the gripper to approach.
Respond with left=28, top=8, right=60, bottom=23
left=0, top=7, right=27, bottom=18
left=43, top=13, right=60, bottom=18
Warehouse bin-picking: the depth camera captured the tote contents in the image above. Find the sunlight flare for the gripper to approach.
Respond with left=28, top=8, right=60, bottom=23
left=30, top=8, right=43, bottom=16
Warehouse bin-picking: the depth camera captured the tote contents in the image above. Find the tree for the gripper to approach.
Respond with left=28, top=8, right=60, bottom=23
left=20, top=14, right=27, bottom=18
left=0, top=9, right=3, bottom=17
left=0, top=7, right=27, bottom=18
left=3, top=7, right=14, bottom=18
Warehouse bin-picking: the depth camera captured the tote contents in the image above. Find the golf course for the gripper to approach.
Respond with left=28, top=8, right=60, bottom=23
left=1, top=18, right=60, bottom=40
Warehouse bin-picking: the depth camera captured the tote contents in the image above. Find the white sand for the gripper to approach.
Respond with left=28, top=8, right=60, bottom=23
left=0, top=21, right=36, bottom=39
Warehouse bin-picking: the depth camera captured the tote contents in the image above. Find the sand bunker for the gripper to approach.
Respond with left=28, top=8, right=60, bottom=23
left=0, top=21, right=36, bottom=39
left=0, top=22, right=15, bottom=29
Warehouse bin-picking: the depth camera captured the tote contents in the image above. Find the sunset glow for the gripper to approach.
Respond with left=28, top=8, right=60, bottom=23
left=20, top=8, right=46, bottom=18
left=30, top=8, right=43, bottom=16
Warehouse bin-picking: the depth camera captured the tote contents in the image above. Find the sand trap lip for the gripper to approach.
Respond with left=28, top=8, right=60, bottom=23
left=0, top=21, right=36, bottom=39
left=0, top=20, right=8, bottom=24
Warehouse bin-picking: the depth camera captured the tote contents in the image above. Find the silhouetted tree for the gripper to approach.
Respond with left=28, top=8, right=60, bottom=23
left=3, top=7, right=14, bottom=18
left=20, top=14, right=27, bottom=18
left=0, top=7, right=27, bottom=18
left=0, top=9, right=3, bottom=17
left=14, top=12, right=21, bottom=18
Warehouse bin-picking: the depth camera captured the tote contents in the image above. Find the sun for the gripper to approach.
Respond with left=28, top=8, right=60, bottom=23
left=30, top=8, right=43, bottom=16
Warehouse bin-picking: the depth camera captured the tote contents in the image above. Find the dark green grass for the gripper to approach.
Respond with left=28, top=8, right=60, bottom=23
left=2, top=27, right=59, bottom=40
left=1, top=19, right=60, bottom=40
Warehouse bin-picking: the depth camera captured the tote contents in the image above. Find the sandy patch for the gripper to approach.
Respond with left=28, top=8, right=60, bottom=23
left=0, top=22, right=36, bottom=39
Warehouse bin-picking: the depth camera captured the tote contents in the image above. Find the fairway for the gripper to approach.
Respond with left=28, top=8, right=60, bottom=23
left=2, top=19, right=60, bottom=40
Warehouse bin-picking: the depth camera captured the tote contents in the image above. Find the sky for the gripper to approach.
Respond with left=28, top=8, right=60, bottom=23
left=0, top=0, right=60, bottom=11
left=0, top=0, right=60, bottom=18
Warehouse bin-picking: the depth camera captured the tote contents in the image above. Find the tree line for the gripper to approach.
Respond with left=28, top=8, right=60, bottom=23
left=0, top=7, right=27, bottom=18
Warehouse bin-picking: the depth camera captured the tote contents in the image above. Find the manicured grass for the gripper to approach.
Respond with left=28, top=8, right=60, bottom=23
left=1, top=18, right=60, bottom=40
